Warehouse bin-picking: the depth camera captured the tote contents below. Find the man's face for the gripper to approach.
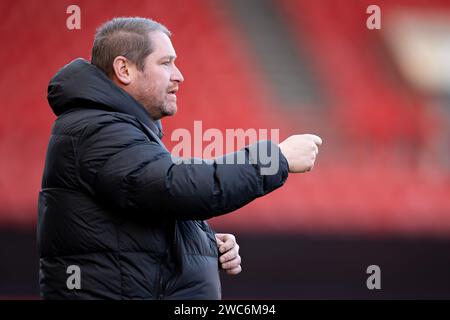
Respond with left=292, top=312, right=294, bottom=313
left=131, top=31, right=184, bottom=120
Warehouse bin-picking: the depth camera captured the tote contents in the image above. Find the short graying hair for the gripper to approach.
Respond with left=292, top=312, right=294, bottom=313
left=91, top=17, right=171, bottom=77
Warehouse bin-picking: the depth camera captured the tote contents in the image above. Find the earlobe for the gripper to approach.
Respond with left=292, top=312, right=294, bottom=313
left=112, top=56, right=132, bottom=85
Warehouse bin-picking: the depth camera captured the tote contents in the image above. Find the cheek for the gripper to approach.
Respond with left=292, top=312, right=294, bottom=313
left=141, top=79, right=159, bottom=98
left=141, top=68, right=170, bottom=98
left=144, top=68, right=170, bottom=86
left=148, top=78, right=167, bottom=96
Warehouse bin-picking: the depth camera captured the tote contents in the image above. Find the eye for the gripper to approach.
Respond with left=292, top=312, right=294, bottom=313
left=162, top=61, right=171, bottom=66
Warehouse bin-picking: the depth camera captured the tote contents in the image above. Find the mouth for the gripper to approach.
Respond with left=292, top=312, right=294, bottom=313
left=167, top=88, right=178, bottom=102
left=167, top=87, right=178, bottom=95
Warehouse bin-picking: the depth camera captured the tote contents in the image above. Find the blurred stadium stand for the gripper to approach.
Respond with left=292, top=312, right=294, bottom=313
left=0, top=0, right=449, bottom=298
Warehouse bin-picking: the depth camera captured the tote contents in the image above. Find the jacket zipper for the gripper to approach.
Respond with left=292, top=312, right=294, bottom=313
left=155, top=261, right=164, bottom=300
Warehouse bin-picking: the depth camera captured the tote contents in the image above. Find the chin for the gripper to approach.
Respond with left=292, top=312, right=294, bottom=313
left=163, top=104, right=177, bottom=117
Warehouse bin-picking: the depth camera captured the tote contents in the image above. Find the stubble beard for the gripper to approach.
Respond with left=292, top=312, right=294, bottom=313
left=133, top=85, right=167, bottom=120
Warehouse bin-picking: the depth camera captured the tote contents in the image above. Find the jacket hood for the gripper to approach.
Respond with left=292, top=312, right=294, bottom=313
left=47, top=58, right=163, bottom=138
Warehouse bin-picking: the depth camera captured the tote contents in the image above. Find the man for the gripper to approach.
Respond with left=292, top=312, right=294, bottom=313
left=38, top=17, right=322, bottom=299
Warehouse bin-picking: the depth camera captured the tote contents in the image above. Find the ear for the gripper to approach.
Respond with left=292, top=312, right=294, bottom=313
left=112, top=56, right=134, bottom=85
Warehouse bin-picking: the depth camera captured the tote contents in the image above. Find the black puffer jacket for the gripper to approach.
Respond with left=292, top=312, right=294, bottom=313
left=38, top=58, right=289, bottom=299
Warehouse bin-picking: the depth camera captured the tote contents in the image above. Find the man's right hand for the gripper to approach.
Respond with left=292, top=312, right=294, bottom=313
left=278, top=134, right=322, bottom=173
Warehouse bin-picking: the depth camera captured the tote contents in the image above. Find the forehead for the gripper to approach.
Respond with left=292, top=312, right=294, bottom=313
left=147, top=31, right=176, bottom=59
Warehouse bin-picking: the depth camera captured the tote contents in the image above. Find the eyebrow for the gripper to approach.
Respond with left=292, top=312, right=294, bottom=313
left=159, top=55, right=177, bottom=62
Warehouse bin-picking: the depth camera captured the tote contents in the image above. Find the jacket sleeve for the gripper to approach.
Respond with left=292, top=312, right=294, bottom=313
left=77, top=117, right=289, bottom=220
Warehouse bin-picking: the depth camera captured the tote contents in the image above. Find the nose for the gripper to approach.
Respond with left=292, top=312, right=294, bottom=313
left=171, top=65, right=184, bottom=83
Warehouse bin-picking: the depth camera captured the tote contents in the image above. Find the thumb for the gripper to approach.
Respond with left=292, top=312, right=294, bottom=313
left=309, top=134, right=322, bottom=146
